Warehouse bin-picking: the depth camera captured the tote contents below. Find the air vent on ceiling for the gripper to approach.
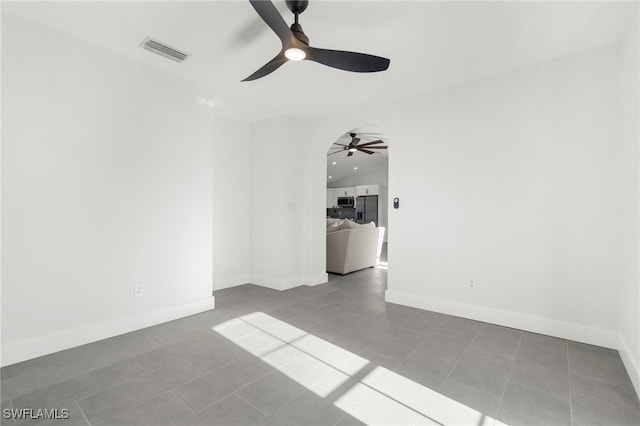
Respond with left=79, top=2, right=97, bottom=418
left=140, top=37, right=190, bottom=63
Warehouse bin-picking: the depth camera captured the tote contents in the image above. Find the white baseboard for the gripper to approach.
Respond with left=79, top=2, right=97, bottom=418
left=618, top=334, right=640, bottom=398
left=213, top=274, right=250, bottom=291
left=1, top=296, right=215, bottom=367
left=385, top=289, right=618, bottom=349
left=250, top=274, right=302, bottom=291
left=251, top=273, right=329, bottom=290
left=305, top=273, right=328, bottom=287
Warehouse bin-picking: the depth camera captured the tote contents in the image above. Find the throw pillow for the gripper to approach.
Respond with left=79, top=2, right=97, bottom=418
left=339, top=220, right=359, bottom=230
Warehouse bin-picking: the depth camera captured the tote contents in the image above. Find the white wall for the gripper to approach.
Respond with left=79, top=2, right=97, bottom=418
left=384, top=46, right=622, bottom=347
left=301, top=45, right=628, bottom=349
left=212, top=117, right=251, bottom=290
left=249, top=117, right=327, bottom=290
left=1, top=15, right=216, bottom=365
left=617, top=9, right=640, bottom=394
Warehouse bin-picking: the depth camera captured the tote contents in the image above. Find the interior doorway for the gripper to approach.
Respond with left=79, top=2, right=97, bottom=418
left=324, top=128, right=389, bottom=281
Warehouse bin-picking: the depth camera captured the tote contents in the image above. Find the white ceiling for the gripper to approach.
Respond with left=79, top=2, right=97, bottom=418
left=327, top=129, right=388, bottom=184
left=4, top=1, right=635, bottom=124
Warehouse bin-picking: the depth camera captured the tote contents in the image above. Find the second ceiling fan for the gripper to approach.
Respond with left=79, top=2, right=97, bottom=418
left=242, top=0, right=391, bottom=81
left=329, top=133, right=388, bottom=157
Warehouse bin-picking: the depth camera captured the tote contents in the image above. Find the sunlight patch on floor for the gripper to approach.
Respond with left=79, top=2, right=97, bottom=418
left=336, top=382, right=439, bottom=425
left=337, top=366, right=507, bottom=426
left=213, top=312, right=507, bottom=426
left=212, top=312, right=369, bottom=397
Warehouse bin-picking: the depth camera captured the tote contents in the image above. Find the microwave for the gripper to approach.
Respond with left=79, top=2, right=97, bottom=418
left=337, top=196, right=354, bottom=207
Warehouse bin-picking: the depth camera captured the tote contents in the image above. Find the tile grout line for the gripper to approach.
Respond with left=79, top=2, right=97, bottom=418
left=232, top=391, right=269, bottom=417
left=236, top=363, right=305, bottom=403
left=333, top=413, right=347, bottom=426
left=168, top=390, right=197, bottom=415
left=73, top=364, right=151, bottom=405
left=364, top=313, right=446, bottom=368
left=176, top=342, right=234, bottom=375
left=7, top=399, right=16, bottom=426
left=438, top=323, right=486, bottom=391
left=156, top=356, right=244, bottom=395
left=136, top=339, right=225, bottom=373
left=182, top=366, right=275, bottom=416
left=185, top=359, right=209, bottom=375
left=172, top=388, right=200, bottom=415
left=97, top=389, right=193, bottom=425
left=567, top=369, right=638, bottom=393
left=412, top=317, right=481, bottom=363
left=567, top=341, right=574, bottom=426
left=75, top=361, right=202, bottom=424
left=74, top=400, right=92, bottom=426
left=14, top=362, right=145, bottom=415
left=504, top=378, right=572, bottom=402
left=2, top=367, right=66, bottom=402
left=391, top=333, right=428, bottom=372
left=495, top=332, right=524, bottom=418
left=133, top=360, right=146, bottom=373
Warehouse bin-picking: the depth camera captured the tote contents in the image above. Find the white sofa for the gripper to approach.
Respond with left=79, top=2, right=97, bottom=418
left=326, top=220, right=385, bottom=275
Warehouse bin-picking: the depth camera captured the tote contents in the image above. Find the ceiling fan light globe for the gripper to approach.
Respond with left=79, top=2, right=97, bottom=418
left=349, top=148, right=357, bottom=152
left=285, top=48, right=306, bottom=61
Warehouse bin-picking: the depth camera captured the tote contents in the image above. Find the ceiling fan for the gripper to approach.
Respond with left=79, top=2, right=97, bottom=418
left=242, top=0, right=390, bottom=81
left=329, top=133, right=388, bottom=157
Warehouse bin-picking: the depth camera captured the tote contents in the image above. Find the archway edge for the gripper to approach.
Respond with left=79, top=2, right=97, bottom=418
left=302, top=116, right=395, bottom=288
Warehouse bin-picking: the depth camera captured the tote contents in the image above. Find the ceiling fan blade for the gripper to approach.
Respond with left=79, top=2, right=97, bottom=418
left=359, top=135, right=387, bottom=140
left=347, top=151, right=354, bottom=157
left=351, top=137, right=361, bottom=146
left=248, top=0, right=293, bottom=46
left=328, top=150, right=345, bottom=156
left=364, top=146, right=388, bottom=149
left=233, top=1, right=289, bottom=45
left=357, top=140, right=384, bottom=147
left=242, top=52, right=288, bottom=81
left=359, top=148, right=376, bottom=155
left=306, top=47, right=390, bottom=73
left=333, top=143, right=349, bottom=147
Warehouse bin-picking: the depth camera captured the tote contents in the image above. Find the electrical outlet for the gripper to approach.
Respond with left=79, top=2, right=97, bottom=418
left=469, top=280, right=476, bottom=290
left=134, top=285, right=144, bottom=297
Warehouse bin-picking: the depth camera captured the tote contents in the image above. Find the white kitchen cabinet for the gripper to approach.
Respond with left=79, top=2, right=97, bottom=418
left=332, top=187, right=355, bottom=203
left=326, top=188, right=339, bottom=208
left=356, top=185, right=379, bottom=196
left=339, top=187, right=356, bottom=197
left=328, top=186, right=379, bottom=208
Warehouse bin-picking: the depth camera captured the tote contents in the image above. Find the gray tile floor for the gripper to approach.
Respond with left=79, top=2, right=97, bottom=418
left=2, top=250, right=639, bottom=425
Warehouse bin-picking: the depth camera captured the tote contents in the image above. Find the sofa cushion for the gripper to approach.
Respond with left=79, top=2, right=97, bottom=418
left=340, top=220, right=375, bottom=230
left=326, top=226, right=385, bottom=275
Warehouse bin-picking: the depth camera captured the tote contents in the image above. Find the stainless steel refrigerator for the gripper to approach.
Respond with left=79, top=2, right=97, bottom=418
left=355, top=195, right=378, bottom=226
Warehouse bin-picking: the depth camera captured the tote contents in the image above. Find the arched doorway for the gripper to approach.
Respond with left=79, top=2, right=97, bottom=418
left=324, top=127, right=389, bottom=282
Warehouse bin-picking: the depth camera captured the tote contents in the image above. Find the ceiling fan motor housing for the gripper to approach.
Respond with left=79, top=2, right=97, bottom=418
left=286, top=0, right=308, bottom=15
